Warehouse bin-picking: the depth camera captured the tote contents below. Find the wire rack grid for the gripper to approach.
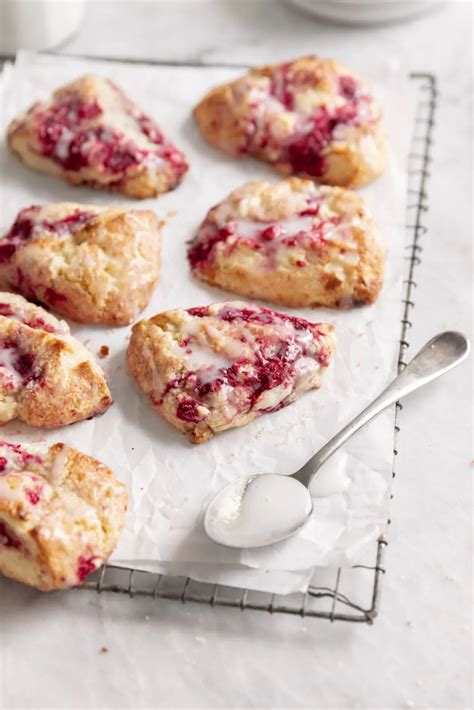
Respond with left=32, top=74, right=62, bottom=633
left=73, top=65, right=438, bottom=623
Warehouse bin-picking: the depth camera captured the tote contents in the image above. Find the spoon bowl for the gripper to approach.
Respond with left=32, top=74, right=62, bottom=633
left=204, top=473, right=313, bottom=548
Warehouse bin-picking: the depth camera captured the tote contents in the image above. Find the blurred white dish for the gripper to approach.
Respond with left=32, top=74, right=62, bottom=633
left=0, top=0, right=84, bottom=53
left=288, top=0, right=444, bottom=25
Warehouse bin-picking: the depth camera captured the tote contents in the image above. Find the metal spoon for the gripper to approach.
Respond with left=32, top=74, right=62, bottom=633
left=204, top=331, right=470, bottom=549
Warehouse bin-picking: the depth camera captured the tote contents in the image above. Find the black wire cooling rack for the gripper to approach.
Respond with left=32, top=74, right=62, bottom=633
left=72, top=65, right=437, bottom=623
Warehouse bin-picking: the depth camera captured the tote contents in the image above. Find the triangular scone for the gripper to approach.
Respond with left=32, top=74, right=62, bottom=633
left=7, top=74, right=188, bottom=197
left=0, top=203, right=161, bottom=325
left=194, top=56, right=386, bottom=188
left=0, top=440, right=127, bottom=590
left=0, top=293, right=112, bottom=427
left=127, top=301, right=335, bottom=443
left=188, top=179, right=385, bottom=308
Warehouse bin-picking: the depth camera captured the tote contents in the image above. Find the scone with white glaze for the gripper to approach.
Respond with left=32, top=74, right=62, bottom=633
left=194, top=56, right=386, bottom=188
left=7, top=74, right=188, bottom=197
left=0, top=440, right=127, bottom=591
left=0, top=292, right=112, bottom=427
left=127, top=301, right=335, bottom=443
left=0, top=203, right=161, bottom=325
left=188, top=178, right=384, bottom=308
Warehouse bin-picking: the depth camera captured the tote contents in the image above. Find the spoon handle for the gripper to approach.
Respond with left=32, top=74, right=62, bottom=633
left=292, top=331, right=470, bottom=487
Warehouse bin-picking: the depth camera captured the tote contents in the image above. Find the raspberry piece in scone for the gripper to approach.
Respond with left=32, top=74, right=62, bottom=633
left=0, top=440, right=127, bottom=590
left=126, top=301, right=335, bottom=443
left=7, top=74, right=188, bottom=197
left=0, top=202, right=161, bottom=325
left=194, top=56, right=386, bottom=188
left=188, top=178, right=385, bottom=308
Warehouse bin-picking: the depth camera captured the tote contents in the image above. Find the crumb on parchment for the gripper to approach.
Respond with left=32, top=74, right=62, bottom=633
left=99, top=647, right=109, bottom=654
left=99, top=345, right=110, bottom=359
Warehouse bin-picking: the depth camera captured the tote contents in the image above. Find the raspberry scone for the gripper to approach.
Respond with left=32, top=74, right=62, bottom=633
left=7, top=74, right=188, bottom=197
left=194, top=56, right=386, bottom=188
left=188, top=179, right=384, bottom=308
left=0, top=203, right=161, bottom=325
left=0, top=440, right=127, bottom=590
left=127, top=301, right=335, bottom=443
left=0, top=292, right=112, bottom=427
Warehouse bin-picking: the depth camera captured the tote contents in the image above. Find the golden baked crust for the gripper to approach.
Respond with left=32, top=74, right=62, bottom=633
left=127, top=301, right=335, bottom=443
left=194, top=56, right=386, bottom=188
left=0, top=203, right=161, bottom=325
left=188, top=178, right=385, bottom=308
left=7, top=74, right=188, bottom=198
left=0, top=292, right=112, bottom=427
left=0, top=440, right=127, bottom=591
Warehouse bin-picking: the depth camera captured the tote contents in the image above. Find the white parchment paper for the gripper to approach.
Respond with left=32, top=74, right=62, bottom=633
left=0, top=51, right=416, bottom=594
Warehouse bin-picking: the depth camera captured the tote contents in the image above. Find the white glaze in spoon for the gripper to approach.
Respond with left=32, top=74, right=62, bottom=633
left=205, top=473, right=312, bottom=548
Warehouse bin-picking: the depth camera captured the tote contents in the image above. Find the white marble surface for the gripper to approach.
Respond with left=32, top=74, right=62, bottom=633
left=0, top=2, right=472, bottom=709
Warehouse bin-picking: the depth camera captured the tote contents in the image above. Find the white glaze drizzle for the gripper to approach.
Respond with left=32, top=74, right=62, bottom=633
left=49, top=445, right=71, bottom=485
left=0, top=347, right=22, bottom=388
left=233, top=215, right=315, bottom=240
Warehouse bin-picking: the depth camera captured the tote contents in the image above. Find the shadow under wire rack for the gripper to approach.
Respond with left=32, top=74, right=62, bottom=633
left=78, top=68, right=438, bottom=623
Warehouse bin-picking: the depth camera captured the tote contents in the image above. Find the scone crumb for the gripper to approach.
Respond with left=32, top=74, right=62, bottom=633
left=166, top=210, right=177, bottom=218
left=99, top=647, right=109, bottom=654
left=99, top=345, right=110, bottom=359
